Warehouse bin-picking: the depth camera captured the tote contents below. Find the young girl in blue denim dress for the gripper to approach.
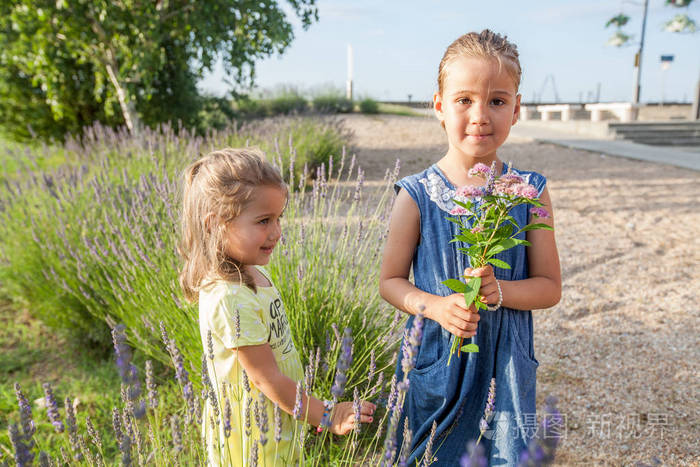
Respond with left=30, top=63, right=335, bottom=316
left=379, top=30, right=562, bottom=465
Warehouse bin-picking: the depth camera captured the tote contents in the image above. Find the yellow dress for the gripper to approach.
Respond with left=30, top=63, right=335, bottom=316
left=199, top=266, right=304, bottom=466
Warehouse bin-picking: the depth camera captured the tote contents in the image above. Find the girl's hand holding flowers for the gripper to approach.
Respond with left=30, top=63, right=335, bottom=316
left=426, top=293, right=481, bottom=339
left=464, top=266, right=499, bottom=306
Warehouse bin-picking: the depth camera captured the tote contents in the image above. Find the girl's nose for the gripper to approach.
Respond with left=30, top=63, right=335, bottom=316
left=469, top=103, right=490, bottom=125
left=270, top=220, right=282, bottom=240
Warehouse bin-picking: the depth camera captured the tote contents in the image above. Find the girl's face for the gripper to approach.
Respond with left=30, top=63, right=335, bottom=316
left=434, top=56, right=520, bottom=163
left=223, top=185, right=286, bottom=266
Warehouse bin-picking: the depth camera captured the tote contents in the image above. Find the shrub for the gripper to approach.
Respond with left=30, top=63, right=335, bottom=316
left=0, top=118, right=387, bottom=394
left=360, top=98, right=379, bottom=114
left=312, top=95, right=354, bottom=114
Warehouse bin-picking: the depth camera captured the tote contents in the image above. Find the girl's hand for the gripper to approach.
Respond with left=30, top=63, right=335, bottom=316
left=464, top=266, right=499, bottom=306
left=427, top=294, right=480, bottom=338
left=330, top=401, right=377, bottom=435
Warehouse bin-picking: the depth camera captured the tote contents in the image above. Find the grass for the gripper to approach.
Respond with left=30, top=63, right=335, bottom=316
left=376, top=103, right=428, bottom=117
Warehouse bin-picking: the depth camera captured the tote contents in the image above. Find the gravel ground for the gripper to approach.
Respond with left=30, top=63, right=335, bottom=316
left=342, top=113, right=700, bottom=466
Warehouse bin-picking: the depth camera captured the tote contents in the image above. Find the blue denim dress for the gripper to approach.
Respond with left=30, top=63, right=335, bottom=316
left=392, top=163, right=546, bottom=466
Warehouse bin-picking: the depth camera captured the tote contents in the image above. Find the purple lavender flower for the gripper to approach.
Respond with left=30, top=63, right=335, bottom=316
left=111, top=324, right=143, bottom=418
left=530, top=207, right=550, bottom=219
left=423, top=421, right=437, bottom=466
left=274, top=403, right=282, bottom=444
left=257, top=392, right=269, bottom=446
left=401, top=314, right=425, bottom=376
left=398, top=418, right=412, bottom=467
left=14, top=383, right=35, bottom=443
left=206, top=330, right=214, bottom=360
left=64, top=396, right=83, bottom=460
left=223, top=396, right=232, bottom=438
left=242, top=369, right=251, bottom=393
left=161, top=325, right=194, bottom=419
left=293, top=381, right=303, bottom=419
left=367, top=349, right=376, bottom=385
left=477, top=378, right=496, bottom=445
left=145, top=360, right=158, bottom=409
left=460, top=441, right=487, bottom=467
left=249, top=440, right=259, bottom=466
left=42, top=382, right=64, bottom=433
left=353, top=388, right=361, bottom=436
left=86, top=416, right=102, bottom=450
left=9, top=423, right=34, bottom=467
left=331, top=327, right=353, bottom=400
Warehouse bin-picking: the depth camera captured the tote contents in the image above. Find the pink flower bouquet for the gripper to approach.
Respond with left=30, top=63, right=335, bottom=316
left=443, top=162, right=553, bottom=365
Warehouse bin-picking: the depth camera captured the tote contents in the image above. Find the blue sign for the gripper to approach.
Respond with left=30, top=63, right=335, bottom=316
left=660, top=55, right=674, bottom=62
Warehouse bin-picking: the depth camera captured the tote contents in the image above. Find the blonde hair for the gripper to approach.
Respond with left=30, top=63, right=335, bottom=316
left=179, top=147, right=286, bottom=302
left=437, top=29, right=522, bottom=95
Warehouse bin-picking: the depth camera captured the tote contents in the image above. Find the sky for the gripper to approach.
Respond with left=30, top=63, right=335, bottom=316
left=198, top=0, right=700, bottom=104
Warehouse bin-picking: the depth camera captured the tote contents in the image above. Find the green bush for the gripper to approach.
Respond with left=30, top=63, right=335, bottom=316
left=269, top=94, right=309, bottom=115
left=312, top=95, right=354, bottom=114
left=360, top=98, right=379, bottom=114
left=0, top=118, right=391, bottom=390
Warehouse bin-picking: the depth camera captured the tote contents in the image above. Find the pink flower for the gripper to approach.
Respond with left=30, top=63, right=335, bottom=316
left=513, top=183, right=539, bottom=199
left=497, top=173, right=524, bottom=185
left=467, top=163, right=491, bottom=179
left=530, top=207, right=550, bottom=218
left=450, top=206, right=470, bottom=215
left=456, top=185, right=484, bottom=198
left=471, top=225, right=484, bottom=233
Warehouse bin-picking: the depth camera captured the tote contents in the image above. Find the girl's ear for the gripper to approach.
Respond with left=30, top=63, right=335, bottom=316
left=433, top=92, right=445, bottom=125
left=512, top=94, right=522, bottom=125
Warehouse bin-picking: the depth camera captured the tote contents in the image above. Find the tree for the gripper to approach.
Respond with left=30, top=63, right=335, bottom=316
left=605, top=0, right=697, bottom=47
left=0, top=0, right=318, bottom=141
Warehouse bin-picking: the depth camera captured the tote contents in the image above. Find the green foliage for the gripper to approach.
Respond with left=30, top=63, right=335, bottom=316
left=240, top=116, right=353, bottom=180
left=0, top=116, right=387, bottom=385
left=359, top=98, right=379, bottom=114
left=312, top=94, right=354, bottom=114
left=0, top=1, right=319, bottom=141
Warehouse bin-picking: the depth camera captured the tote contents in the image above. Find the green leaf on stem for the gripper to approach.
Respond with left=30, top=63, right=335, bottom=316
left=463, top=276, right=481, bottom=306
left=494, top=224, right=513, bottom=240
left=443, top=279, right=468, bottom=293
left=455, top=232, right=478, bottom=244
left=487, top=238, right=519, bottom=256
left=487, top=258, right=511, bottom=269
left=446, top=217, right=463, bottom=226
left=461, top=343, right=479, bottom=352
left=520, top=223, right=554, bottom=232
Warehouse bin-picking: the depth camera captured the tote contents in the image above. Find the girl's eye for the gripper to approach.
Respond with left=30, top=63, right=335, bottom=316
left=491, top=99, right=505, bottom=106
left=259, top=218, right=269, bottom=225
left=457, top=97, right=471, bottom=105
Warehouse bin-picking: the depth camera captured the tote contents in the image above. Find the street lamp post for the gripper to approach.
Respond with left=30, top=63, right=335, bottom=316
left=632, top=0, right=650, bottom=104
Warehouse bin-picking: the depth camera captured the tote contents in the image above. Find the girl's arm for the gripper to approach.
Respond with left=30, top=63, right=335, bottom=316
left=379, top=189, right=479, bottom=338
left=236, top=343, right=375, bottom=435
left=471, top=186, right=562, bottom=310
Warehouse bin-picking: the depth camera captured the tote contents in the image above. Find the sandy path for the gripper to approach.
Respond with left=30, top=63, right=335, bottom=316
left=342, top=113, right=700, bottom=466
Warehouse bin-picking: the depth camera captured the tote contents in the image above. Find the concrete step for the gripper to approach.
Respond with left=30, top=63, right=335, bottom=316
left=608, top=121, right=700, bottom=146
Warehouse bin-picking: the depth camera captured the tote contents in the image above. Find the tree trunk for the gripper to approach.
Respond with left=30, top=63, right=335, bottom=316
left=105, top=60, right=138, bottom=134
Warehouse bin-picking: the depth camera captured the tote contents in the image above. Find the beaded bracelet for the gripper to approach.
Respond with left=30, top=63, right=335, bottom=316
left=486, top=279, right=503, bottom=311
left=316, top=400, right=334, bottom=433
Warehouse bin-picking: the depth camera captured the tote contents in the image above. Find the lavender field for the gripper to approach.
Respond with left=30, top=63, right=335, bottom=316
left=1, top=114, right=698, bottom=465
